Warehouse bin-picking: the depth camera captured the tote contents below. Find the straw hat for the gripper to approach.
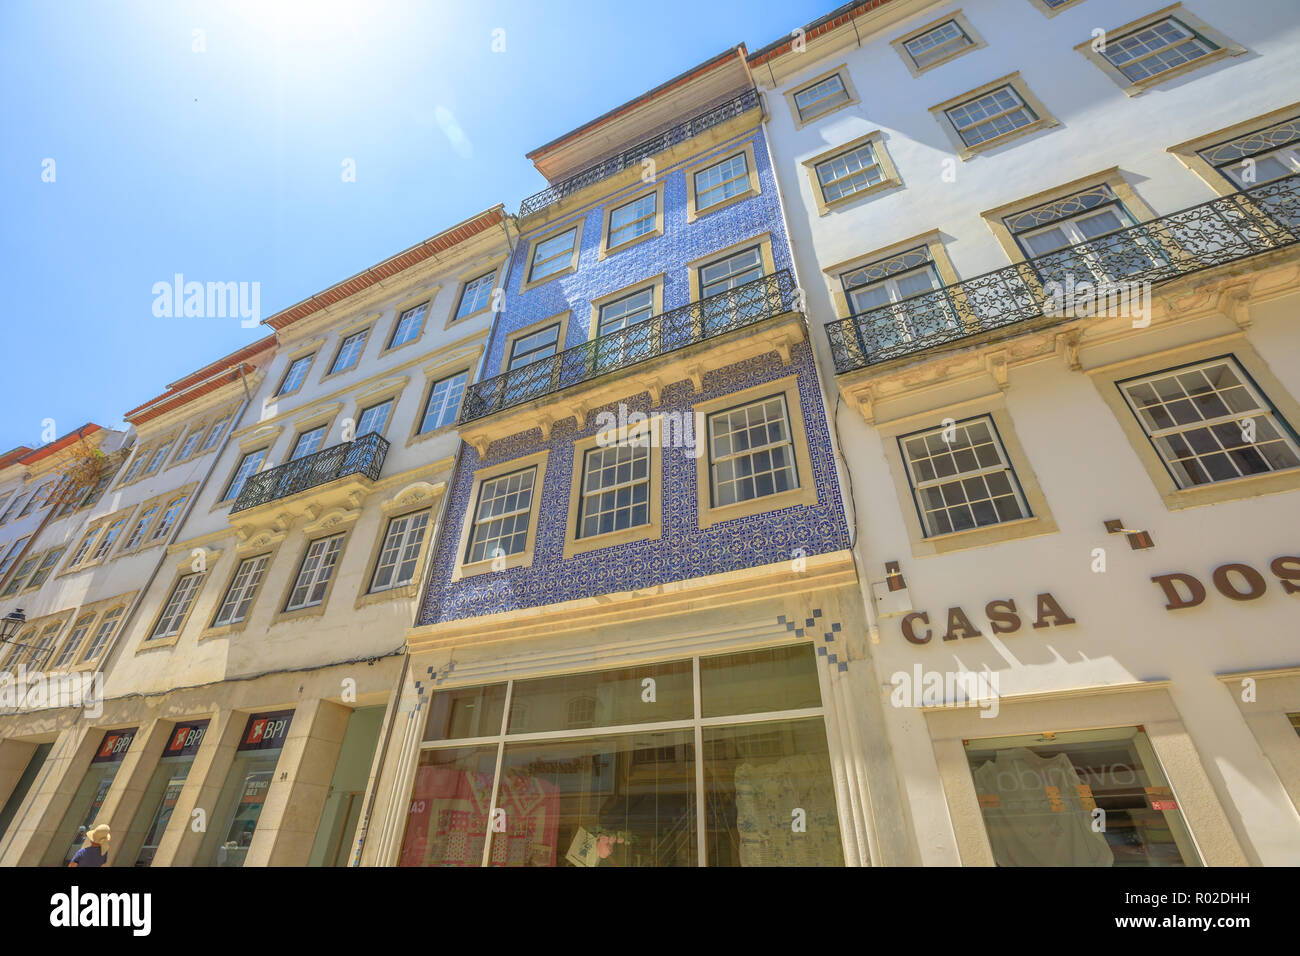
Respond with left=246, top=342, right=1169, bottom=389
left=85, top=824, right=111, bottom=845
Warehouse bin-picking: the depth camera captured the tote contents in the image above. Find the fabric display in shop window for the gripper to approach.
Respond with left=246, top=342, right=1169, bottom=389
left=734, top=754, right=841, bottom=866
left=490, top=772, right=561, bottom=866
left=400, top=765, right=494, bottom=867
left=972, top=748, right=1114, bottom=867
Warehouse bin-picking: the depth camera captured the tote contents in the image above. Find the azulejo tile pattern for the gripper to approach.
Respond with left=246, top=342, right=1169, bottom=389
left=416, top=125, right=849, bottom=625
left=418, top=341, right=849, bottom=625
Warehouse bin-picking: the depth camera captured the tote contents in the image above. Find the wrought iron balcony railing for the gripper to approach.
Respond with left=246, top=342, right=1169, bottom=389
left=826, top=174, right=1300, bottom=374
left=459, top=269, right=800, bottom=424
left=230, top=432, right=389, bottom=514
left=518, top=88, right=761, bottom=219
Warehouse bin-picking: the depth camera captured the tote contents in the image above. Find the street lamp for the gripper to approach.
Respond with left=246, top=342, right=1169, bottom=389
left=0, top=608, right=27, bottom=651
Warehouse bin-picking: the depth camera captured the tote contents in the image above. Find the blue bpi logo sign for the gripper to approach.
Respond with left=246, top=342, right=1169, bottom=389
left=237, top=710, right=294, bottom=752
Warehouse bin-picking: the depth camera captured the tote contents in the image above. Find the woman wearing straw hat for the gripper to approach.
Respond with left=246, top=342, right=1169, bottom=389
left=69, top=823, right=110, bottom=867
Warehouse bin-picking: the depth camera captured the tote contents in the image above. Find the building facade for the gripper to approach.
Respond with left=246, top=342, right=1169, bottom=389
left=363, top=48, right=903, bottom=869
left=752, top=0, right=1300, bottom=865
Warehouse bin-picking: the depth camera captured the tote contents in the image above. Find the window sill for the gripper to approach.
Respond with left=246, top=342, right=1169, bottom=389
left=520, top=264, right=578, bottom=294
left=405, top=422, right=459, bottom=450
left=199, top=619, right=253, bottom=641
left=914, top=514, right=1058, bottom=558
left=354, top=582, right=420, bottom=610
left=687, top=186, right=757, bottom=224
left=955, top=118, right=1058, bottom=161
left=699, top=483, right=819, bottom=531
left=1162, top=467, right=1300, bottom=511
left=562, top=521, right=661, bottom=559
left=452, top=551, right=533, bottom=582
left=818, top=176, right=903, bottom=217
left=271, top=602, right=330, bottom=626
left=599, top=228, right=662, bottom=261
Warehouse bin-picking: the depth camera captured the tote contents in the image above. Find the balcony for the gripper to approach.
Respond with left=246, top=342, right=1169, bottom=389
left=230, top=432, right=389, bottom=514
left=517, top=88, right=761, bottom=219
left=459, top=269, right=800, bottom=425
left=826, top=174, right=1300, bottom=374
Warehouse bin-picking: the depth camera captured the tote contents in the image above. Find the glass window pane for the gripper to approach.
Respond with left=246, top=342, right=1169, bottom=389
left=398, top=745, right=499, bottom=866
left=700, top=644, right=822, bottom=717
left=495, top=730, right=696, bottom=867
left=508, top=660, right=693, bottom=733
left=703, top=718, right=843, bottom=866
left=424, top=683, right=508, bottom=742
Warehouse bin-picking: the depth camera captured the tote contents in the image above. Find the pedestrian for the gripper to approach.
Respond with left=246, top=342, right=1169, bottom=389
left=69, top=823, right=110, bottom=867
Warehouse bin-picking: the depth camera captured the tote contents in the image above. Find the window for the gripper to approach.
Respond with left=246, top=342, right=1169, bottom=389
left=1118, top=358, right=1300, bottom=488
left=356, top=400, right=393, bottom=438
left=0, top=493, right=10, bottom=517
left=24, top=622, right=64, bottom=669
left=388, top=302, right=428, bottom=349
left=419, top=372, right=468, bottom=433
left=78, top=471, right=113, bottom=510
left=946, top=85, right=1037, bottom=148
left=285, top=534, right=345, bottom=611
left=697, top=246, right=768, bottom=333
left=369, top=510, right=430, bottom=592
left=122, top=506, right=159, bottom=551
left=201, top=413, right=233, bottom=452
left=329, top=329, right=369, bottom=374
left=902, top=19, right=974, bottom=70
left=694, top=153, right=749, bottom=212
left=150, top=574, right=203, bottom=640
left=466, top=468, right=536, bottom=564
left=527, top=227, right=579, bottom=284
left=699, top=246, right=763, bottom=300
left=455, top=271, right=496, bottom=320
left=213, top=555, right=269, bottom=627
left=90, top=516, right=128, bottom=560
left=1101, top=17, right=1216, bottom=83
left=26, top=548, right=65, bottom=590
left=1, top=628, right=34, bottom=669
left=277, top=354, right=314, bottom=395
left=707, top=395, right=799, bottom=508
left=607, top=193, right=656, bottom=249
left=151, top=495, right=187, bottom=540
left=0, top=537, right=30, bottom=578
left=899, top=416, right=1029, bottom=536
left=400, top=645, right=841, bottom=868
left=175, top=426, right=204, bottom=462
left=18, top=482, right=53, bottom=518
left=224, top=449, right=267, bottom=501
left=507, top=323, right=560, bottom=371
left=67, top=529, right=97, bottom=567
left=793, top=73, right=850, bottom=121
left=51, top=613, right=95, bottom=670
left=1, top=558, right=36, bottom=596
left=597, top=288, right=654, bottom=338
left=815, top=142, right=886, bottom=203
left=1197, top=116, right=1300, bottom=189
left=120, top=448, right=148, bottom=484
left=80, top=606, right=123, bottom=660
left=577, top=443, right=650, bottom=538
left=143, top=439, right=176, bottom=475
left=0, top=493, right=25, bottom=524
left=289, top=426, right=327, bottom=461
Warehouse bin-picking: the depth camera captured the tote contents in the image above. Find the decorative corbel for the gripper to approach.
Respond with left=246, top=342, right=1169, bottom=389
left=1055, top=330, right=1082, bottom=372
left=850, top=384, right=875, bottom=425
left=645, top=380, right=662, bottom=407
left=686, top=364, right=705, bottom=394
left=465, top=435, right=490, bottom=459
left=537, top=414, right=554, bottom=442
left=985, top=350, right=1009, bottom=391
left=1219, top=284, right=1253, bottom=330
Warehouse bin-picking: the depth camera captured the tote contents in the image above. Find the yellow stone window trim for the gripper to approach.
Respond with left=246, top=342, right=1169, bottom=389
left=563, top=416, right=664, bottom=559
left=890, top=10, right=987, bottom=78
left=1167, top=103, right=1300, bottom=198
left=270, top=524, right=356, bottom=626
left=801, top=130, right=903, bottom=217
left=1026, top=0, right=1086, bottom=17
left=979, top=166, right=1158, bottom=264
left=74, top=503, right=140, bottom=572
left=930, top=72, right=1059, bottom=161
left=822, top=229, right=959, bottom=320
left=876, top=393, right=1059, bottom=559
left=451, top=449, right=551, bottom=582
left=782, top=64, right=860, bottom=130
left=317, top=322, right=376, bottom=386
left=1086, top=336, right=1300, bottom=511
left=406, top=366, right=478, bottom=449
left=71, top=592, right=137, bottom=669
left=498, top=310, right=571, bottom=377
left=1075, top=4, right=1245, bottom=97
left=381, top=287, right=441, bottom=356
left=520, top=219, right=585, bottom=293
left=271, top=346, right=319, bottom=400
left=444, top=255, right=509, bottom=330
left=346, top=378, right=408, bottom=441
left=686, top=233, right=776, bottom=304
left=588, top=274, right=666, bottom=341
left=354, top=500, right=440, bottom=610
left=694, top=375, right=818, bottom=531
left=1218, top=668, right=1300, bottom=823
left=139, top=567, right=209, bottom=650
left=199, top=546, right=279, bottom=640
left=598, top=181, right=667, bottom=260
left=685, top=140, right=762, bottom=223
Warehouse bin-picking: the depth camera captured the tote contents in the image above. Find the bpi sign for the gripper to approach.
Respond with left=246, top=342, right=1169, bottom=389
left=164, top=720, right=210, bottom=758
left=91, top=728, right=138, bottom=764
left=237, top=710, right=294, bottom=752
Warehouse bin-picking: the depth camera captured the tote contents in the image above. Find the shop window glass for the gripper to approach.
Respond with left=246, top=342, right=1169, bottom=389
left=423, top=683, right=508, bottom=742
left=964, top=727, right=1202, bottom=866
left=201, top=710, right=294, bottom=867
left=126, top=721, right=208, bottom=866
left=398, top=746, right=500, bottom=867
left=41, top=728, right=137, bottom=865
left=507, top=660, right=693, bottom=734
left=700, top=644, right=822, bottom=717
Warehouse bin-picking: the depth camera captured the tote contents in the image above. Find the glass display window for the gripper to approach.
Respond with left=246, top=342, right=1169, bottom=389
left=125, top=720, right=209, bottom=866
left=400, top=643, right=843, bottom=867
left=199, top=710, right=294, bottom=867
left=964, top=726, right=1202, bottom=866
left=41, top=727, right=137, bottom=865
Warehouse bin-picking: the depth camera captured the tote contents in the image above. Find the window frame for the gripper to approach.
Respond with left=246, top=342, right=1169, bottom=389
left=1075, top=5, right=1244, bottom=95
left=782, top=65, right=860, bottom=129
left=452, top=451, right=550, bottom=581
left=222, top=447, right=269, bottom=503
left=276, top=352, right=316, bottom=397
left=522, top=222, right=583, bottom=291
left=147, top=572, right=205, bottom=642
left=327, top=326, right=371, bottom=376
left=210, top=552, right=272, bottom=630
left=385, top=297, right=433, bottom=353
left=453, top=269, right=498, bottom=323
left=79, top=605, right=125, bottom=662
left=930, top=73, right=1058, bottom=160
left=685, top=141, right=763, bottom=222
left=890, top=11, right=986, bottom=77
left=802, top=131, right=903, bottom=215
left=599, top=182, right=666, bottom=259
left=1168, top=106, right=1300, bottom=198
left=564, top=420, right=663, bottom=558
left=417, top=369, right=470, bottom=435
left=280, top=532, right=348, bottom=615
left=366, top=508, right=433, bottom=595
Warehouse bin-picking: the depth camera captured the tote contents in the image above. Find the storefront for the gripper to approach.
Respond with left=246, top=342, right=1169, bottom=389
left=199, top=710, right=294, bottom=867
left=41, top=727, right=137, bottom=866
left=398, top=644, right=845, bottom=867
left=123, top=720, right=209, bottom=866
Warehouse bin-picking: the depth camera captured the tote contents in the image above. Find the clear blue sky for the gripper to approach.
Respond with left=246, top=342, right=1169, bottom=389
left=0, top=0, right=831, bottom=452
